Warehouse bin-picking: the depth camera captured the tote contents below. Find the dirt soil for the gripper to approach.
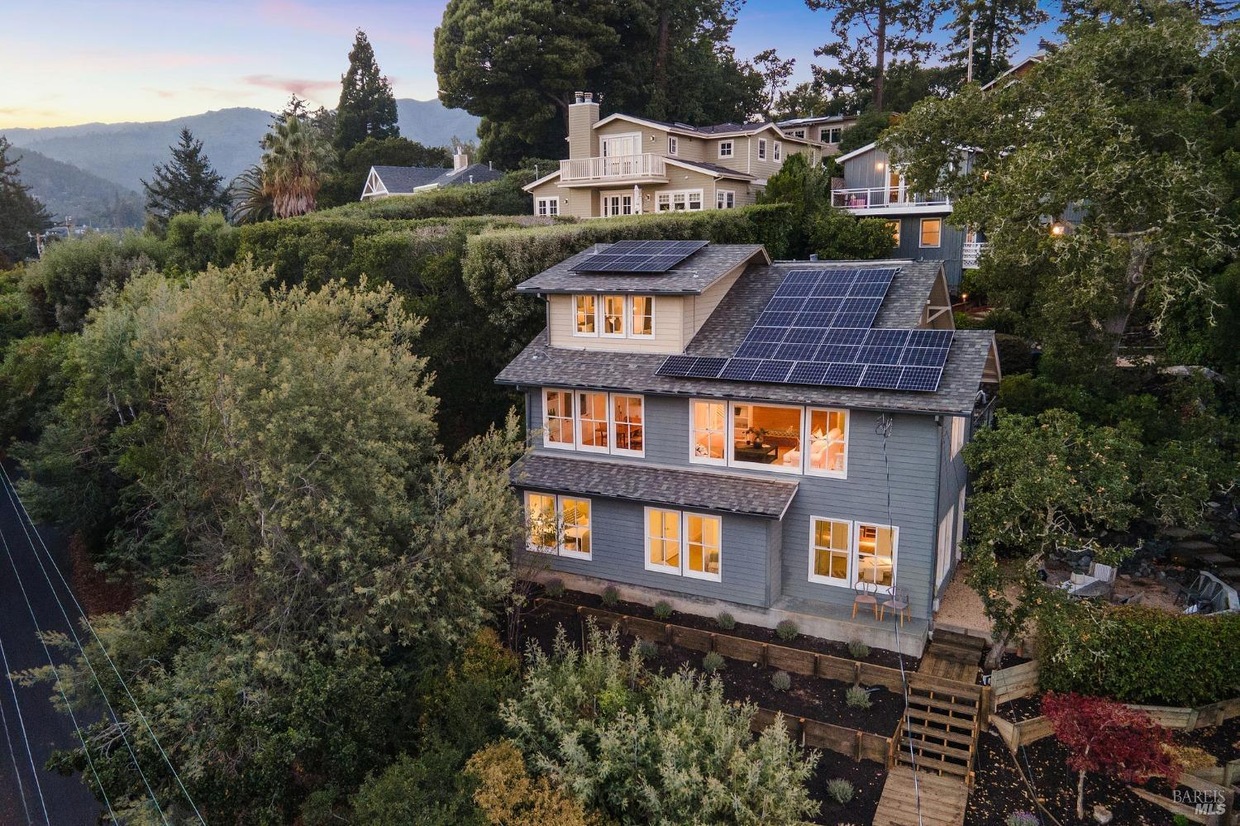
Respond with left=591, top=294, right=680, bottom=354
left=538, top=585, right=919, bottom=671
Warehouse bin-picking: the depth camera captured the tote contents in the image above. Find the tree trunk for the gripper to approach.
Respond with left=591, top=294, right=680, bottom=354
left=1104, top=235, right=1152, bottom=359
left=1077, top=768, right=1087, bottom=820
left=653, top=4, right=671, bottom=119
left=874, top=5, right=888, bottom=112
left=984, top=635, right=1007, bottom=671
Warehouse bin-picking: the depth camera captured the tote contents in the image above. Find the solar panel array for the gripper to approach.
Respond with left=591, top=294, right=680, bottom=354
left=655, top=267, right=954, bottom=393
left=570, top=239, right=709, bottom=273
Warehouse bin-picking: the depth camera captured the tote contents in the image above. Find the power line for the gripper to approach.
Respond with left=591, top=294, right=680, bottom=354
left=0, top=627, right=41, bottom=825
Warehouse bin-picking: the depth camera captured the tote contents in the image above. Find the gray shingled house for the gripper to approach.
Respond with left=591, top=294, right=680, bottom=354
left=497, top=242, right=1000, bottom=654
left=360, top=151, right=502, bottom=200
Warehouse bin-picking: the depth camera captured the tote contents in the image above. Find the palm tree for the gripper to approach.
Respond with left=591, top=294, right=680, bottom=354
left=227, top=165, right=272, bottom=225
left=260, top=116, right=334, bottom=218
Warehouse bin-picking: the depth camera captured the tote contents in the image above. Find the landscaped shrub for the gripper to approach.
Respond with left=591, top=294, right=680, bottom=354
left=716, top=611, right=736, bottom=630
left=845, top=686, right=872, bottom=709
left=1005, top=812, right=1040, bottom=826
left=702, top=651, right=726, bottom=673
left=653, top=600, right=673, bottom=620
left=635, top=639, right=660, bottom=661
left=1037, top=600, right=1240, bottom=706
left=543, top=578, right=565, bottom=599
left=825, top=778, right=855, bottom=804
left=771, top=671, right=792, bottom=691
left=775, top=620, right=799, bottom=642
left=600, top=585, right=620, bottom=608
left=327, top=172, right=536, bottom=221
left=847, top=640, right=870, bottom=659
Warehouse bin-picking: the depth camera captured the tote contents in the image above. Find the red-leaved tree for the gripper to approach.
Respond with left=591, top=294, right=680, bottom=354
left=1042, top=692, right=1180, bottom=820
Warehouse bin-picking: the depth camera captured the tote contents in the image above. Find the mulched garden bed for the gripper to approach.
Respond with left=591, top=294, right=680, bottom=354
left=999, top=693, right=1046, bottom=723
left=537, top=584, right=919, bottom=671
left=1174, top=714, right=1240, bottom=763
left=808, top=746, right=887, bottom=826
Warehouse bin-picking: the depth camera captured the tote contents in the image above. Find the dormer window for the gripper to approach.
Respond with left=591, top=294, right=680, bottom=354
left=719, top=140, right=733, bottom=158
left=573, top=294, right=656, bottom=338
left=758, top=138, right=767, bottom=160
left=668, top=136, right=678, bottom=155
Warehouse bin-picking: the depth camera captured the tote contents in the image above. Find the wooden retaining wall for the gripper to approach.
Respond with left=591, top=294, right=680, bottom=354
left=990, top=660, right=1039, bottom=706
left=750, top=708, right=892, bottom=765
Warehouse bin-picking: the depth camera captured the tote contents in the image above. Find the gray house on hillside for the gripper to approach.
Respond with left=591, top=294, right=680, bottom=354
left=497, top=241, right=1000, bottom=655
left=360, top=151, right=501, bottom=200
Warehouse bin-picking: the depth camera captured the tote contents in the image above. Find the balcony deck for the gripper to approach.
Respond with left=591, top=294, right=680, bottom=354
left=833, top=186, right=951, bottom=215
left=560, top=153, right=669, bottom=186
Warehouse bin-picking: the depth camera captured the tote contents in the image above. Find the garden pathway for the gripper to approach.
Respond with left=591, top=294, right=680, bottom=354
left=872, top=765, right=968, bottom=826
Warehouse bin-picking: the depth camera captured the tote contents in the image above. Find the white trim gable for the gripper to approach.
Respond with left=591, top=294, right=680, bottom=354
left=360, top=168, right=389, bottom=200
left=522, top=169, right=563, bottom=192
left=835, top=141, right=878, bottom=165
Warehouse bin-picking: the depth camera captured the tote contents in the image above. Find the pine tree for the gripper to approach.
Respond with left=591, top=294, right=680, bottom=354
left=0, top=137, right=52, bottom=268
left=944, top=0, right=1048, bottom=86
left=141, top=128, right=228, bottom=230
left=334, top=29, right=400, bottom=153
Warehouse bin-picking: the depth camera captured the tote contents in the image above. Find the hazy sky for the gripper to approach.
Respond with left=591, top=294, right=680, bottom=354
left=0, top=0, right=1059, bottom=129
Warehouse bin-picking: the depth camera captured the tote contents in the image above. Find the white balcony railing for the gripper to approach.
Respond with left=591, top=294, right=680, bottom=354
left=832, top=186, right=951, bottom=211
left=560, top=153, right=668, bottom=184
left=962, top=241, right=988, bottom=269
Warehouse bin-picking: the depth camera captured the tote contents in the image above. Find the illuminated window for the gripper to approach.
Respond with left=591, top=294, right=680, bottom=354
left=646, top=508, right=681, bottom=573
left=685, top=514, right=721, bottom=580
left=731, top=403, right=802, bottom=471
left=526, top=493, right=556, bottom=551
left=524, top=492, right=591, bottom=558
left=920, top=218, right=942, bottom=248
left=543, top=388, right=643, bottom=457
left=543, top=390, right=574, bottom=447
left=612, top=395, right=644, bottom=454
left=809, top=518, right=851, bottom=585
left=645, top=508, right=721, bottom=581
left=690, top=400, right=726, bottom=464
left=631, top=296, right=654, bottom=337
left=806, top=409, right=848, bottom=476
left=577, top=392, right=608, bottom=451
left=602, top=295, right=625, bottom=336
left=857, top=524, right=897, bottom=587
left=574, top=295, right=596, bottom=335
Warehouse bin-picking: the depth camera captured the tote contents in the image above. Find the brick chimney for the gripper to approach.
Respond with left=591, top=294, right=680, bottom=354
left=453, top=145, right=468, bottom=172
left=568, top=91, right=601, bottom=161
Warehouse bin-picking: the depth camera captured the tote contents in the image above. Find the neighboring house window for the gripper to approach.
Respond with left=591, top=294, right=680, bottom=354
left=774, top=142, right=782, bottom=161
left=543, top=388, right=644, bottom=457
left=691, top=400, right=726, bottom=464
left=719, top=140, right=733, bottom=158
left=525, top=492, right=591, bottom=558
left=822, top=127, right=842, bottom=144
left=920, top=218, right=942, bottom=248
left=577, top=391, right=609, bottom=451
left=631, top=295, right=654, bottom=336
left=716, top=190, right=735, bottom=210
left=602, top=295, right=625, bottom=336
left=574, top=295, right=597, bottom=335
left=950, top=416, right=966, bottom=459
left=758, top=138, right=767, bottom=160
left=536, top=197, right=559, bottom=217
left=612, top=395, right=644, bottom=454
left=809, top=517, right=851, bottom=586
left=668, top=136, right=678, bottom=155
left=544, top=390, right=574, bottom=447
left=656, top=190, right=704, bottom=212
left=806, top=409, right=848, bottom=476
left=886, top=220, right=900, bottom=246
left=602, top=194, right=633, bottom=216
left=791, top=129, right=806, bottom=138
left=644, top=508, right=721, bottom=581
left=732, top=402, right=802, bottom=473
left=807, top=518, right=898, bottom=589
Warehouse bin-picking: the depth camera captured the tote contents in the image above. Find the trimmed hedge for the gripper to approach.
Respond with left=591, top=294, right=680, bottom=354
left=460, top=204, right=795, bottom=334
left=324, top=172, right=535, bottom=221
left=1037, top=600, right=1240, bottom=707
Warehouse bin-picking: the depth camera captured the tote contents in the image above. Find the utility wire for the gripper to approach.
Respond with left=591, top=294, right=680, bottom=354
left=0, top=508, right=120, bottom=824
left=0, top=469, right=170, bottom=823
left=0, top=625, right=41, bottom=825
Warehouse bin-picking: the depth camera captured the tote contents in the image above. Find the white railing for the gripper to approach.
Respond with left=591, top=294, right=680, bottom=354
left=560, top=153, right=668, bottom=183
left=832, top=186, right=951, bottom=211
left=962, top=241, right=988, bottom=269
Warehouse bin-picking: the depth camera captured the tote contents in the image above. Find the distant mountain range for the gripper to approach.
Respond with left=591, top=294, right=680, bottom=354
left=2, top=100, right=480, bottom=227
left=11, top=147, right=145, bottom=228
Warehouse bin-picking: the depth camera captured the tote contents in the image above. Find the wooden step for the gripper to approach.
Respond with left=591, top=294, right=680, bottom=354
left=901, top=735, right=973, bottom=762
left=905, top=708, right=978, bottom=731
left=905, top=722, right=976, bottom=746
left=897, top=749, right=972, bottom=777
left=906, top=693, right=979, bottom=716
left=929, top=641, right=984, bottom=664
left=934, top=630, right=988, bottom=651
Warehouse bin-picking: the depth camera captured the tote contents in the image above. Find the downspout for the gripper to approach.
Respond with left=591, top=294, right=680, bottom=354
left=929, top=415, right=944, bottom=635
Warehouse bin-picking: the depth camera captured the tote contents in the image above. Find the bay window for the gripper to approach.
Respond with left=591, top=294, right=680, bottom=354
left=645, top=508, right=721, bottom=581
left=525, top=492, right=591, bottom=558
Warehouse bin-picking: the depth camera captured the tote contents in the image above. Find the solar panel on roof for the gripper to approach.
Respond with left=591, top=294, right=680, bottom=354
left=656, top=355, right=698, bottom=377
left=858, top=364, right=903, bottom=389
left=735, top=341, right=778, bottom=359
left=823, top=363, right=865, bottom=387
left=752, top=360, right=794, bottom=382
left=684, top=356, right=728, bottom=378
left=571, top=239, right=708, bottom=273
left=774, top=342, right=820, bottom=361
left=897, top=366, right=944, bottom=391
left=789, top=362, right=830, bottom=384
left=718, top=358, right=763, bottom=381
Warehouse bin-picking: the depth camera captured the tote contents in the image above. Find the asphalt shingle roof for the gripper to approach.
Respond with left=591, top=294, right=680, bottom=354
left=371, top=163, right=503, bottom=194
left=516, top=244, right=770, bottom=295
left=511, top=453, right=799, bottom=518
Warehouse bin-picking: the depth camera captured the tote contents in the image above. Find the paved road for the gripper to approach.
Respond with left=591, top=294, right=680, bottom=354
left=0, top=465, right=104, bottom=825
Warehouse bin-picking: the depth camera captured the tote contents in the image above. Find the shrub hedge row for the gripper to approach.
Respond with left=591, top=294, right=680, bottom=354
left=323, top=172, right=535, bottom=222
left=1037, top=600, right=1240, bottom=707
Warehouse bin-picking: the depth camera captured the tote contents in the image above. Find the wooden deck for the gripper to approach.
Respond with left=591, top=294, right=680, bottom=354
left=873, top=765, right=968, bottom=826
left=918, top=631, right=984, bottom=684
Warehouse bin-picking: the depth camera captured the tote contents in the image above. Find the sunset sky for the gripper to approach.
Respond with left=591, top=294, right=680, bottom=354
left=0, top=0, right=1058, bottom=129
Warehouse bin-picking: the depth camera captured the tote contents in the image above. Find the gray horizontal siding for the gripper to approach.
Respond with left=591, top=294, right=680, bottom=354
left=895, top=217, right=964, bottom=291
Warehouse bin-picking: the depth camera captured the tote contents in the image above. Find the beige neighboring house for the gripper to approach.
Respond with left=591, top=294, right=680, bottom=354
left=524, top=92, right=823, bottom=219
left=774, top=113, right=858, bottom=156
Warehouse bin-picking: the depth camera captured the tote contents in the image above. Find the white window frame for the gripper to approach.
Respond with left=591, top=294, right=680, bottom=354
left=805, top=408, right=849, bottom=479
left=524, top=491, right=592, bottom=559
left=643, top=507, right=722, bottom=582
left=808, top=516, right=852, bottom=587
left=543, top=388, right=645, bottom=458
left=656, top=189, right=704, bottom=212
left=611, top=394, right=645, bottom=457
left=690, top=400, right=727, bottom=466
left=543, top=389, right=575, bottom=449
left=806, top=517, right=899, bottom=590
left=758, top=138, right=767, bottom=160
left=630, top=295, right=654, bottom=338
left=920, top=217, right=942, bottom=249
left=668, top=135, right=678, bottom=156
left=601, top=191, right=633, bottom=217
left=729, top=401, right=804, bottom=475
left=773, top=141, right=782, bottom=161
left=575, top=391, right=610, bottom=453
left=573, top=294, right=597, bottom=337
left=536, top=197, right=559, bottom=217
left=822, top=127, right=841, bottom=144
left=601, top=132, right=641, bottom=159
left=716, top=189, right=735, bottom=210
left=718, top=140, right=733, bottom=158
left=601, top=294, right=626, bottom=337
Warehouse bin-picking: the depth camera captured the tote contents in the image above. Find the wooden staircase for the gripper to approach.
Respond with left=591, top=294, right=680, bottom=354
left=893, top=672, right=985, bottom=787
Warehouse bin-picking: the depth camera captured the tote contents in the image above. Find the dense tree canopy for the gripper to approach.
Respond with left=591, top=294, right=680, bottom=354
left=335, top=29, right=401, bottom=153
left=140, top=127, right=228, bottom=231
left=942, top=0, right=1047, bottom=86
left=0, top=137, right=52, bottom=267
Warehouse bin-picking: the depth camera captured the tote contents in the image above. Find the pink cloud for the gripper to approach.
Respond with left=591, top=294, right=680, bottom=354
left=242, top=74, right=337, bottom=98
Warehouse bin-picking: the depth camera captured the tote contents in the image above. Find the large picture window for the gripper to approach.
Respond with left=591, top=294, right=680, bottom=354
left=525, top=492, right=591, bottom=558
left=808, top=517, right=898, bottom=589
left=574, top=294, right=653, bottom=339
left=544, top=390, right=574, bottom=447
left=690, top=400, right=848, bottom=477
left=733, top=403, right=802, bottom=471
left=542, top=388, right=643, bottom=457
left=645, top=508, right=721, bottom=581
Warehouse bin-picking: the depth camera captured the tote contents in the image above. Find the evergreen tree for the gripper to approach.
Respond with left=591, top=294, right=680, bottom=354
left=140, top=127, right=228, bottom=231
left=944, top=0, right=1048, bottom=86
left=335, top=29, right=400, bottom=153
left=0, top=137, right=52, bottom=268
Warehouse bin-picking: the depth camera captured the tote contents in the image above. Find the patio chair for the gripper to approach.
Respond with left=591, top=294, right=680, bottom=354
left=852, top=581, right=880, bottom=620
left=879, top=586, right=911, bottom=625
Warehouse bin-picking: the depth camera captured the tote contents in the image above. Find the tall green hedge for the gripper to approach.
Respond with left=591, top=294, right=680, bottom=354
left=324, top=172, right=535, bottom=221
left=460, top=204, right=795, bottom=334
left=1037, top=600, right=1240, bottom=707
